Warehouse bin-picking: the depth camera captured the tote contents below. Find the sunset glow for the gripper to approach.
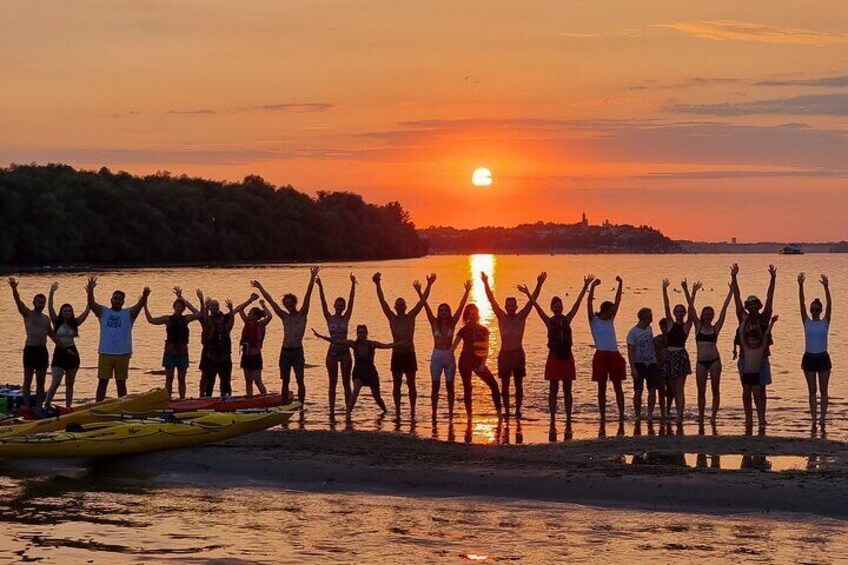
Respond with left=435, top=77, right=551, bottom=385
left=472, top=167, right=493, bottom=187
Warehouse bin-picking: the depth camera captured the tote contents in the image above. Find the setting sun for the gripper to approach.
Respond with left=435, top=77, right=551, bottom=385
left=472, top=167, right=493, bottom=187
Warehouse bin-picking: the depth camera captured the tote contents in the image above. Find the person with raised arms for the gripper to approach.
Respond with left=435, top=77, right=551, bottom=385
left=416, top=279, right=471, bottom=421
left=238, top=300, right=273, bottom=397
left=626, top=307, right=662, bottom=424
left=252, top=267, right=318, bottom=404
left=8, top=278, right=69, bottom=408
left=143, top=287, right=203, bottom=399
left=315, top=273, right=357, bottom=418
left=522, top=274, right=594, bottom=436
left=372, top=271, right=435, bottom=420
left=44, top=282, right=91, bottom=408
left=689, top=283, right=733, bottom=431
left=197, top=292, right=257, bottom=398
left=86, top=276, right=148, bottom=401
left=730, top=264, right=776, bottom=433
left=587, top=276, right=626, bottom=432
left=661, top=278, right=699, bottom=430
left=482, top=271, right=547, bottom=419
left=451, top=303, right=502, bottom=420
left=313, top=325, right=395, bottom=420
left=738, top=313, right=779, bottom=434
left=798, top=273, right=832, bottom=433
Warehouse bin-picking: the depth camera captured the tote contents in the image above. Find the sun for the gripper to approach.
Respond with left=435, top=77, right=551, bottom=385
left=472, top=167, right=492, bottom=187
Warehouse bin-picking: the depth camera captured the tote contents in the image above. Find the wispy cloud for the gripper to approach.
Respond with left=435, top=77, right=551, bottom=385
left=634, top=169, right=848, bottom=180
left=656, top=20, right=848, bottom=46
left=629, top=77, right=743, bottom=91
left=558, top=29, right=642, bottom=39
left=756, top=74, right=848, bottom=87
left=666, top=92, right=848, bottom=116
left=168, top=109, right=216, bottom=116
left=167, top=103, right=334, bottom=116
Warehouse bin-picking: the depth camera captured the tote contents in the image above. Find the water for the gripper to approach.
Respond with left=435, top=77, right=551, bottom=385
left=0, top=468, right=845, bottom=564
left=0, top=253, right=844, bottom=441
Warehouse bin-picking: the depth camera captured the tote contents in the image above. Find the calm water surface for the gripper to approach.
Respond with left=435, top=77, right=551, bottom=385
left=1, top=254, right=845, bottom=442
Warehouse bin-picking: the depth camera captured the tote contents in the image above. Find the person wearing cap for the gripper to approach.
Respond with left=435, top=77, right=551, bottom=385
left=730, top=264, right=777, bottom=433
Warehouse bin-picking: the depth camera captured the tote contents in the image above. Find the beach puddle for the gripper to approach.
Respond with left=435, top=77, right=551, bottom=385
left=620, top=453, right=833, bottom=472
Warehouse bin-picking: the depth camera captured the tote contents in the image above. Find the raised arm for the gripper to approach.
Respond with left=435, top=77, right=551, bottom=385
left=300, top=266, right=319, bottom=317
left=415, top=282, right=436, bottom=323
left=730, top=264, right=743, bottom=320
left=259, top=299, right=274, bottom=326
left=520, top=272, right=547, bottom=317
left=587, top=278, right=600, bottom=325
left=451, top=280, right=472, bottom=327
left=612, top=276, right=624, bottom=317
left=372, top=272, right=394, bottom=320
left=715, top=284, right=733, bottom=334
left=682, top=279, right=701, bottom=332
left=250, top=280, right=285, bottom=318
left=480, top=272, right=505, bottom=319
left=518, top=284, right=549, bottom=326
left=7, top=278, right=29, bottom=317
left=174, top=287, right=202, bottom=321
left=763, top=315, right=779, bottom=342
left=798, top=273, right=809, bottom=322
left=86, top=276, right=104, bottom=318
left=566, top=275, right=595, bottom=323
left=195, top=289, right=208, bottom=322
left=345, top=273, right=357, bottom=319
left=821, top=274, right=832, bottom=323
left=409, top=273, right=436, bottom=318
left=130, top=287, right=151, bottom=322
left=48, top=282, right=59, bottom=322
left=315, top=276, right=332, bottom=320
left=232, top=294, right=258, bottom=318
left=765, top=264, right=777, bottom=313
left=662, top=278, right=673, bottom=322
left=144, top=301, right=168, bottom=325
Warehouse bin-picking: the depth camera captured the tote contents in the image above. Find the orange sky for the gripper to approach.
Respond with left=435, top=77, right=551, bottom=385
left=2, top=1, right=848, bottom=241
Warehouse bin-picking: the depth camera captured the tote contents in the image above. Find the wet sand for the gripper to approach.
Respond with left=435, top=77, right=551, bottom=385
left=115, top=429, right=848, bottom=518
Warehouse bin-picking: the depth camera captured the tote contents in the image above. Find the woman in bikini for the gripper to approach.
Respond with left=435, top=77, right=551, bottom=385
left=44, top=282, right=90, bottom=408
left=662, top=278, right=699, bottom=429
left=313, top=325, right=393, bottom=420
left=316, top=273, right=357, bottom=418
left=690, top=284, right=733, bottom=430
left=451, top=303, right=502, bottom=420
left=417, top=280, right=471, bottom=421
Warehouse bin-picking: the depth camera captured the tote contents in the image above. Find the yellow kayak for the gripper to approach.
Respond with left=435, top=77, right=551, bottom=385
left=0, top=403, right=299, bottom=459
left=0, top=389, right=170, bottom=440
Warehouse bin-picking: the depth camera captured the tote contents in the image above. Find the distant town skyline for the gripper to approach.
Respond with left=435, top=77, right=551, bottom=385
left=2, top=1, right=848, bottom=241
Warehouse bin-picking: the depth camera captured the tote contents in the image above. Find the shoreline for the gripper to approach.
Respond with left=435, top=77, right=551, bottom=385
left=100, top=429, right=848, bottom=519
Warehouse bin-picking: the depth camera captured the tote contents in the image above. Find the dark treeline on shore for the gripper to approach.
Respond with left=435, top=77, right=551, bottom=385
left=420, top=222, right=681, bottom=254
left=0, top=164, right=428, bottom=265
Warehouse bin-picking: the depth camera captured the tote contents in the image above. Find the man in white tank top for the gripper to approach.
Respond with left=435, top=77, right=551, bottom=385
left=86, top=277, right=149, bottom=401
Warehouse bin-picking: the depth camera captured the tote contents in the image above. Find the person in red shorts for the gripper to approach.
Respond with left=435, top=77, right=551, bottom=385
left=522, top=274, right=595, bottom=437
left=587, top=276, right=626, bottom=433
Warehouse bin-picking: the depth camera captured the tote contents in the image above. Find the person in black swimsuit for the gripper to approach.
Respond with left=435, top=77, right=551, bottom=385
left=690, top=284, right=733, bottom=430
left=661, top=278, right=699, bottom=430
left=451, top=304, right=502, bottom=420
left=143, top=287, right=203, bottom=399
left=313, top=325, right=395, bottom=420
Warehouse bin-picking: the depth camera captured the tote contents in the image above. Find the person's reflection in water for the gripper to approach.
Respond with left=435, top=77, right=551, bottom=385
left=741, top=454, right=771, bottom=471
left=500, top=421, right=511, bottom=445
left=711, top=454, right=722, bottom=470
left=374, top=412, right=386, bottom=432
left=409, top=417, right=417, bottom=436
left=633, top=421, right=643, bottom=437
left=328, top=418, right=338, bottom=432
left=297, top=411, right=306, bottom=430
left=807, top=455, right=821, bottom=471
left=447, top=421, right=456, bottom=443
left=431, top=420, right=439, bottom=440
left=696, top=453, right=708, bottom=468
left=598, top=423, right=606, bottom=438
left=616, top=422, right=625, bottom=437
left=464, top=420, right=473, bottom=443
left=515, top=419, right=523, bottom=445
left=563, top=425, right=573, bottom=441
left=549, top=426, right=557, bottom=443
left=676, top=422, right=685, bottom=437
left=647, top=421, right=656, bottom=437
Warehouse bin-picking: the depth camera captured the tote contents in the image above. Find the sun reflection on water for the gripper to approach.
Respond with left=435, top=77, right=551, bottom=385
left=469, top=254, right=496, bottom=325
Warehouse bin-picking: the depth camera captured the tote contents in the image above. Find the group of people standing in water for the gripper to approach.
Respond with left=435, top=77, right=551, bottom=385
left=6, top=263, right=833, bottom=435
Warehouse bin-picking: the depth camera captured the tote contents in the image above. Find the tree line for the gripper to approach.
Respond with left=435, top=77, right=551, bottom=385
left=0, top=164, right=428, bottom=266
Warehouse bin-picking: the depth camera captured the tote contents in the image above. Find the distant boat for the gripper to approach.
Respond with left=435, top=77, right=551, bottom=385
left=779, top=244, right=804, bottom=255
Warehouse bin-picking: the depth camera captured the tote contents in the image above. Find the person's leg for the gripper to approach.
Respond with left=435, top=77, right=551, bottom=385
left=753, top=385, right=766, bottom=432
left=633, top=374, right=643, bottom=421
left=96, top=355, right=111, bottom=401
left=96, top=378, right=109, bottom=402
left=327, top=356, right=340, bottom=416
left=115, top=355, right=130, bottom=398
left=340, top=355, right=353, bottom=407
left=347, top=381, right=363, bottom=418
left=613, top=380, right=625, bottom=424
left=514, top=375, right=524, bottom=418
left=280, top=357, right=292, bottom=402
left=391, top=372, right=403, bottom=419
left=44, top=367, right=64, bottom=407
left=407, top=371, right=418, bottom=419
left=116, top=379, right=128, bottom=397
left=742, top=384, right=753, bottom=429
left=165, top=367, right=175, bottom=398
left=658, top=381, right=667, bottom=422
left=22, top=368, right=34, bottom=408
left=695, top=364, right=708, bottom=425
left=370, top=383, right=388, bottom=413
left=710, top=363, right=722, bottom=425
left=597, top=378, right=607, bottom=425
left=255, top=369, right=267, bottom=395
left=548, top=379, right=558, bottom=426
left=673, top=376, right=686, bottom=426
left=804, top=370, right=818, bottom=426
left=476, top=364, right=502, bottom=414
left=431, top=377, right=441, bottom=420
left=460, top=367, right=473, bottom=419
left=564, top=380, right=573, bottom=429
left=177, top=367, right=187, bottom=399
left=294, top=356, right=306, bottom=404
left=647, top=388, right=656, bottom=423
left=203, top=370, right=217, bottom=397
left=819, top=370, right=830, bottom=428
left=64, top=369, right=77, bottom=408
left=498, top=359, right=511, bottom=418
left=35, top=369, right=46, bottom=407
left=221, top=364, right=233, bottom=397
left=244, top=368, right=254, bottom=397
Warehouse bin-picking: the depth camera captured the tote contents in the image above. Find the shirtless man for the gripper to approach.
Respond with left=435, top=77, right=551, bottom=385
left=373, top=271, right=435, bottom=420
left=252, top=267, right=318, bottom=404
left=8, top=278, right=66, bottom=407
left=482, top=271, right=547, bottom=418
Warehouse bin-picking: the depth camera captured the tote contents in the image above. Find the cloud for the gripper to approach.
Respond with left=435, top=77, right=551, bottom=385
left=756, top=75, right=848, bottom=87
left=656, top=20, right=848, bottom=46
left=558, top=29, right=642, bottom=39
left=665, top=92, right=848, bottom=116
left=167, top=103, right=334, bottom=116
left=634, top=169, right=848, bottom=180
left=629, top=77, right=743, bottom=90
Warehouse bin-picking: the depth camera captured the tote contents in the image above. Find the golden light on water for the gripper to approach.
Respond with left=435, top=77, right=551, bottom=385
left=469, top=254, right=496, bottom=324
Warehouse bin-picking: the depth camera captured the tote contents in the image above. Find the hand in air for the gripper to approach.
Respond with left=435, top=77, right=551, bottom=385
left=372, top=272, right=382, bottom=284
left=350, top=272, right=357, bottom=285
left=798, top=272, right=806, bottom=285
left=583, top=274, right=595, bottom=287
left=730, top=263, right=739, bottom=277
left=537, top=272, right=547, bottom=284
left=7, top=277, right=18, bottom=289
left=820, top=274, right=829, bottom=288
left=517, top=284, right=530, bottom=296
left=480, top=272, right=489, bottom=284
left=426, top=273, right=437, bottom=285
left=615, top=276, right=623, bottom=284
left=173, top=286, right=183, bottom=298
left=310, top=266, right=320, bottom=277
left=250, top=280, right=262, bottom=290
left=463, top=280, right=472, bottom=292
left=250, top=293, right=259, bottom=301
left=662, top=278, right=670, bottom=290
left=768, top=264, right=777, bottom=278
left=141, top=286, right=152, bottom=298
left=692, top=281, right=703, bottom=293
left=225, top=299, right=234, bottom=311
left=412, top=280, right=422, bottom=292
left=50, top=282, right=59, bottom=292
left=591, top=278, right=602, bottom=288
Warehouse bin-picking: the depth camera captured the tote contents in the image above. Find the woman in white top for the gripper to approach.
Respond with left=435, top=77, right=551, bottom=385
left=798, top=273, right=832, bottom=432
left=587, top=276, right=626, bottom=431
left=45, top=282, right=90, bottom=408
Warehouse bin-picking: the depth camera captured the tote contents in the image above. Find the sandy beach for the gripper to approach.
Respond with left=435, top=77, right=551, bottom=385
left=112, top=429, right=848, bottom=519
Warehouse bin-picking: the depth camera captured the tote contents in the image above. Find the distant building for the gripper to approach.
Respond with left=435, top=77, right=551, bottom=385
left=581, top=212, right=589, bottom=227
left=731, top=237, right=737, bottom=245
